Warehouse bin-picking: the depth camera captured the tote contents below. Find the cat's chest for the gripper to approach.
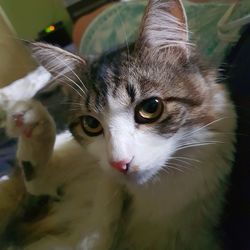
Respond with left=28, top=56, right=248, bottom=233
left=111, top=164, right=227, bottom=249
left=112, top=192, right=193, bottom=250
left=111, top=181, right=187, bottom=249
left=110, top=195, right=170, bottom=250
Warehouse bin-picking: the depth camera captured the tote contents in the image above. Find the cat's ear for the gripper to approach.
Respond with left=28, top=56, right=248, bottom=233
left=30, top=42, right=87, bottom=94
left=136, top=0, right=190, bottom=58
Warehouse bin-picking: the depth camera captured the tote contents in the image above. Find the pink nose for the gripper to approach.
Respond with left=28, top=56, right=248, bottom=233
left=110, top=160, right=130, bottom=173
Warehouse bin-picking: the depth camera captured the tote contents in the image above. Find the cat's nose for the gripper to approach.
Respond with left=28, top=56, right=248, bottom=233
left=110, top=160, right=131, bottom=174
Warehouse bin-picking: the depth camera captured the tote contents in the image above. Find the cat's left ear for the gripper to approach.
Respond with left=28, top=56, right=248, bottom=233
left=136, top=0, right=190, bottom=58
left=30, top=42, right=87, bottom=94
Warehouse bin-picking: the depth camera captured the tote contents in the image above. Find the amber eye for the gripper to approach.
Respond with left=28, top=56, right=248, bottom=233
left=135, top=97, right=164, bottom=124
left=81, top=116, right=103, bottom=136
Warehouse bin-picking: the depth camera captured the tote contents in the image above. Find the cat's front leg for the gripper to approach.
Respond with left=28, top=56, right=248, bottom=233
left=6, top=100, right=56, bottom=195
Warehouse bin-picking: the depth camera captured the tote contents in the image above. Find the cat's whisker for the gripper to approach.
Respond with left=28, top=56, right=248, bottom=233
left=43, top=62, right=85, bottom=97
left=56, top=78, right=85, bottom=99
left=180, top=117, right=229, bottom=140
left=68, top=108, right=84, bottom=112
left=176, top=141, right=223, bottom=152
left=163, top=164, right=185, bottom=174
left=169, top=156, right=201, bottom=163
left=68, top=108, right=83, bottom=112
left=170, top=158, right=194, bottom=167
left=177, top=140, right=224, bottom=148
left=177, top=140, right=224, bottom=147
left=59, top=75, right=85, bottom=98
left=53, top=54, right=88, bottom=93
left=171, top=161, right=193, bottom=170
left=160, top=167, right=172, bottom=175
left=46, top=60, right=87, bottom=98
left=162, top=158, right=199, bottom=176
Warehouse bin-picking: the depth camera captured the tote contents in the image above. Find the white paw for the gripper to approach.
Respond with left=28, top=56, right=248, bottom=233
left=6, top=100, right=55, bottom=138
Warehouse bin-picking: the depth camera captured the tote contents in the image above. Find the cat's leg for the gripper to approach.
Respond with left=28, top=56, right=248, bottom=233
left=6, top=100, right=56, bottom=195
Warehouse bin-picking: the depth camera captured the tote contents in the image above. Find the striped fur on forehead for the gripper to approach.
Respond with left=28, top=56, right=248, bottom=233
left=122, top=55, right=207, bottom=104
left=68, top=48, right=210, bottom=116
left=78, top=50, right=141, bottom=112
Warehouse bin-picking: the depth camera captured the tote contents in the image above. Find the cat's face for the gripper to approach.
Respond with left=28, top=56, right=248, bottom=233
left=32, top=0, right=228, bottom=185
left=68, top=53, right=215, bottom=185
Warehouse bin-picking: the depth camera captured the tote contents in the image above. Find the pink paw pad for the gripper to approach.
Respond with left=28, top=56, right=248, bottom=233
left=13, top=113, right=24, bottom=128
left=12, top=113, right=33, bottom=138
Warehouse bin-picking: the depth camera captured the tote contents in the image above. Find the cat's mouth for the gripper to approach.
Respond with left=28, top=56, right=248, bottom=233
left=127, top=168, right=158, bottom=184
left=115, top=163, right=158, bottom=185
left=105, top=159, right=160, bottom=184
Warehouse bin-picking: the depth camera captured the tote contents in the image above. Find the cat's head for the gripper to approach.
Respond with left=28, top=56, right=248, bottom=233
left=32, top=0, right=232, bottom=185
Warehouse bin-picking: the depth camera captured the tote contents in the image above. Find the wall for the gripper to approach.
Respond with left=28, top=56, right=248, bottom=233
left=0, top=0, right=72, bottom=40
left=0, top=6, right=36, bottom=87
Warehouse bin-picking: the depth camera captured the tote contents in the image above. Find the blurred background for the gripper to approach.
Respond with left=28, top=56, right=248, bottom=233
left=0, top=0, right=120, bottom=87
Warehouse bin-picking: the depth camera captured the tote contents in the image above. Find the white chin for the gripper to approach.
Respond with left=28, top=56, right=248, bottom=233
left=100, top=162, right=159, bottom=185
left=125, top=168, right=157, bottom=185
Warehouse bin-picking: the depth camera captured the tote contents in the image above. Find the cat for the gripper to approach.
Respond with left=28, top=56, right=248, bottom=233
left=0, top=0, right=236, bottom=249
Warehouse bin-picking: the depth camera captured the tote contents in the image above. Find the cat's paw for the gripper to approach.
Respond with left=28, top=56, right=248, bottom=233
left=6, top=100, right=55, bottom=138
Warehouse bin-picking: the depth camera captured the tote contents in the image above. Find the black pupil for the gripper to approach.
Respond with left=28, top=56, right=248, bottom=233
left=85, top=116, right=99, bottom=128
left=142, top=99, right=159, bottom=113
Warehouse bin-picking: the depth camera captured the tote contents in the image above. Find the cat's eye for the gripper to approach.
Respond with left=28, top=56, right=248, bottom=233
left=135, top=97, right=164, bottom=124
left=80, top=116, right=103, bottom=136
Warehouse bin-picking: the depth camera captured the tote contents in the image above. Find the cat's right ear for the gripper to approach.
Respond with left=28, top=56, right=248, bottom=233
left=136, top=0, right=191, bottom=59
left=30, top=42, right=87, bottom=95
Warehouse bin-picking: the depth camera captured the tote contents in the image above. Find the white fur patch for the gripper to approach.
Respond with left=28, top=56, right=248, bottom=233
left=0, top=66, right=51, bottom=111
left=0, top=175, right=9, bottom=182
